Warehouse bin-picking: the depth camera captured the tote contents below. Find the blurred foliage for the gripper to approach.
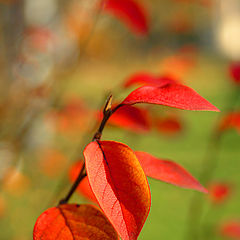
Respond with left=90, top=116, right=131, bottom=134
left=0, top=0, right=240, bottom=240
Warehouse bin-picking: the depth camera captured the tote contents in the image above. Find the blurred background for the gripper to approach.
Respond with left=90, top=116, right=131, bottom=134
left=0, top=0, right=240, bottom=239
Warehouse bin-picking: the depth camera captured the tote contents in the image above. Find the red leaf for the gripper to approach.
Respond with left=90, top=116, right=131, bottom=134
left=220, top=220, right=240, bottom=239
left=208, top=182, right=232, bottom=204
left=109, top=105, right=151, bottom=132
left=33, top=204, right=119, bottom=240
left=218, top=112, right=240, bottom=133
left=155, top=114, right=182, bottom=135
left=124, top=73, right=177, bottom=88
left=135, top=151, right=207, bottom=193
left=69, top=161, right=97, bottom=202
left=84, top=140, right=151, bottom=240
left=121, top=83, right=220, bottom=111
left=49, top=97, right=93, bottom=135
left=25, top=27, right=55, bottom=52
left=103, top=0, right=149, bottom=35
left=229, top=62, right=240, bottom=84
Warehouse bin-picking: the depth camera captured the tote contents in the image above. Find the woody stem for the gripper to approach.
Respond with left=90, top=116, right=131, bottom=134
left=59, top=96, right=123, bottom=205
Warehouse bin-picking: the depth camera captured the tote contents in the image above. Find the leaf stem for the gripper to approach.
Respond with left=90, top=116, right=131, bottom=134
left=59, top=162, right=87, bottom=205
left=59, top=95, right=123, bottom=204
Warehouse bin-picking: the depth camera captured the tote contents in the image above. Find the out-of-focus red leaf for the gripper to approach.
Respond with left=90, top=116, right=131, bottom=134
left=39, top=149, right=68, bottom=177
left=25, top=27, right=55, bottom=52
left=159, top=45, right=198, bottom=79
left=103, top=0, right=149, bottom=35
left=229, top=62, right=240, bottom=85
left=135, top=151, right=207, bottom=193
left=123, top=73, right=177, bottom=88
left=0, top=195, right=6, bottom=218
left=218, top=112, right=240, bottom=133
left=65, top=2, right=93, bottom=41
left=2, top=167, right=30, bottom=196
left=220, top=220, right=240, bottom=239
left=168, top=12, right=193, bottom=34
left=108, top=105, right=151, bottom=132
left=208, top=182, right=231, bottom=204
left=33, top=204, right=119, bottom=240
left=84, top=140, right=151, bottom=240
left=69, top=161, right=97, bottom=202
left=121, top=83, right=220, bottom=112
left=155, top=114, right=182, bottom=135
left=48, top=97, right=93, bottom=135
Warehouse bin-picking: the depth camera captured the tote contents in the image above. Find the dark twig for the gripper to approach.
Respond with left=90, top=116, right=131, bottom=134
left=58, top=95, right=123, bottom=204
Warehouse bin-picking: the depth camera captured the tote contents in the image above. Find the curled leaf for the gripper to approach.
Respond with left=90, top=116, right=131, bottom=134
left=84, top=140, right=151, bottom=240
left=33, top=204, right=119, bottom=240
left=103, top=0, right=149, bottom=35
left=124, top=73, right=177, bottom=88
left=121, top=83, right=220, bottom=112
left=69, top=161, right=97, bottom=202
left=135, top=151, right=207, bottom=193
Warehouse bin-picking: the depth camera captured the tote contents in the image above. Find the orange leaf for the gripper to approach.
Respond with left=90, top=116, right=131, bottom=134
left=39, top=149, right=68, bottom=177
left=69, top=161, right=97, bottom=202
left=33, top=204, right=119, bottom=240
left=84, top=141, right=151, bottom=240
left=135, top=151, right=207, bottom=193
left=103, top=0, right=149, bottom=35
left=0, top=195, right=6, bottom=218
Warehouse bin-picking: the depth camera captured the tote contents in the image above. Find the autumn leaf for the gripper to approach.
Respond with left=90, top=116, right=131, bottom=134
left=48, top=97, right=93, bottom=135
left=24, top=27, right=55, bottom=53
left=102, top=0, right=149, bottom=35
left=0, top=195, right=6, bottom=218
left=159, top=45, right=198, bottom=79
left=229, top=62, right=240, bottom=85
left=208, top=182, right=232, bottom=204
left=218, top=112, right=240, bottom=133
left=39, top=149, right=68, bottom=177
left=84, top=140, right=151, bottom=240
left=220, top=220, right=240, bottom=240
left=121, top=83, right=220, bottom=111
left=107, top=105, right=151, bottom=133
left=168, top=11, right=193, bottom=34
left=135, top=151, right=207, bottom=193
left=2, top=167, right=30, bottom=196
left=33, top=204, right=119, bottom=240
left=69, top=161, right=97, bottom=202
left=155, top=114, right=182, bottom=135
left=123, top=73, right=177, bottom=88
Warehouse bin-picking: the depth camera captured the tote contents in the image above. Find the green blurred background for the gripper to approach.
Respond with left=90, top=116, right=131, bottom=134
left=0, top=0, right=240, bottom=239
